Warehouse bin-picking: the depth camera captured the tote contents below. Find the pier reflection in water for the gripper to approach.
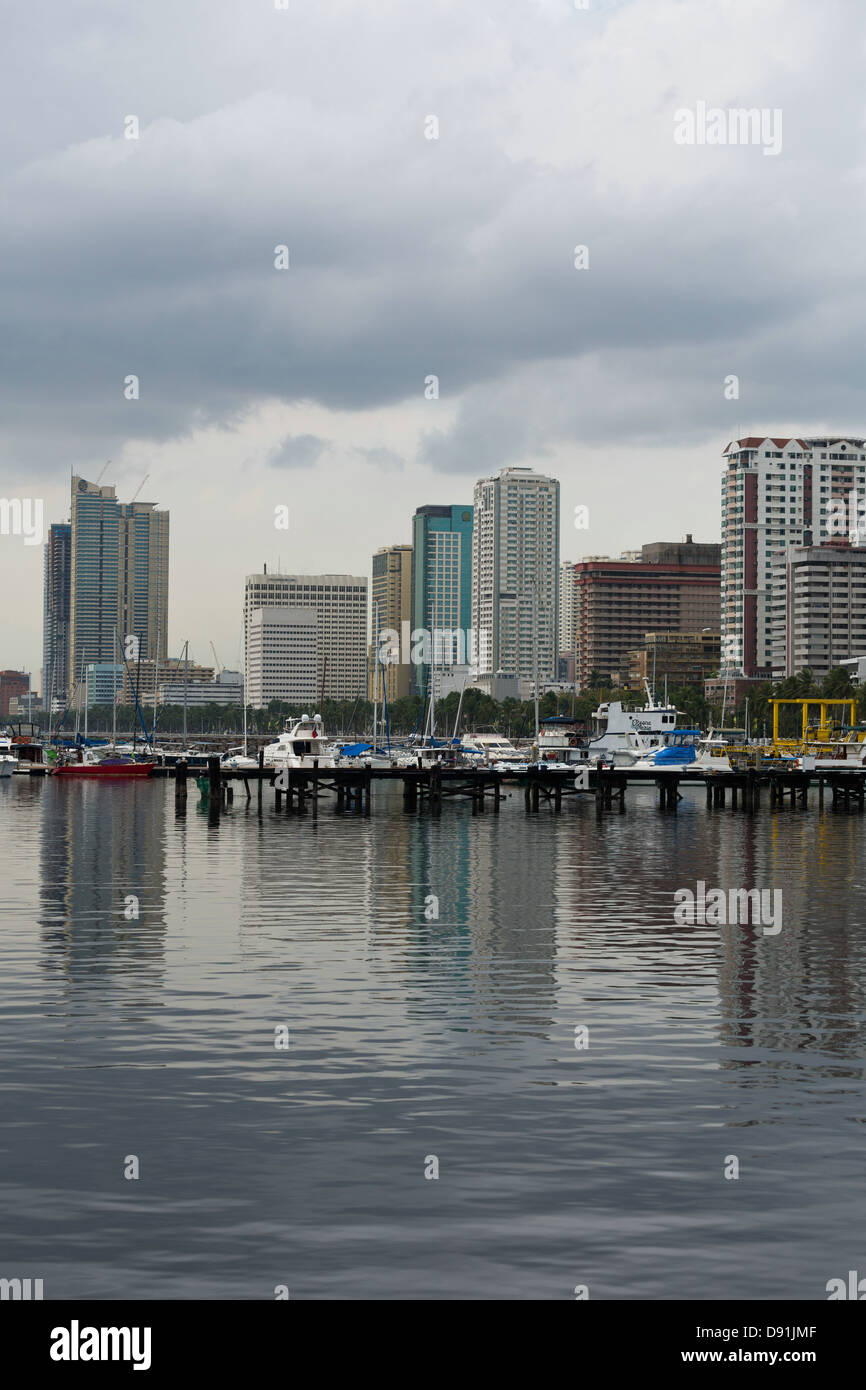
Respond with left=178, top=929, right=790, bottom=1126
left=0, top=776, right=863, bottom=1299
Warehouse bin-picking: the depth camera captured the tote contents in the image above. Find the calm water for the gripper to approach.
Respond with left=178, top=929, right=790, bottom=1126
left=1, top=774, right=864, bottom=1300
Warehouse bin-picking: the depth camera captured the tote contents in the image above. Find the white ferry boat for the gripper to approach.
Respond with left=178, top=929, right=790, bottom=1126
left=262, top=714, right=338, bottom=769
left=583, top=684, right=680, bottom=767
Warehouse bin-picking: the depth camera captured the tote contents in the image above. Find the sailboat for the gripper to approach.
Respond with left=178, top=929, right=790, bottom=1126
left=54, top=633, right=156, bottom=778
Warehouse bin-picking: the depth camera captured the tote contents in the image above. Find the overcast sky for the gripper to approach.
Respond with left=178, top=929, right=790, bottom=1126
left=2, top=0, right=865, bottom=679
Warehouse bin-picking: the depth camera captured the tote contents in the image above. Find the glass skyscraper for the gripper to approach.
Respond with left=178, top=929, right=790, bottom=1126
left=68, top=476, right=169, bottom=697
left=411, top=504, right=474, bottom=696
left=43, top=522, right=71, bottom=708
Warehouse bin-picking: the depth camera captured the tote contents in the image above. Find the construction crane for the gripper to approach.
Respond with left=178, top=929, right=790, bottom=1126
left=129, top=473, right=150, bottom=506
left=210, top=642, right=222, bottom=677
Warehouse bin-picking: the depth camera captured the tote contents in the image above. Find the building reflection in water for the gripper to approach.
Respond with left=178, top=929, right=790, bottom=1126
left=716, top=810, right=866, bottom=1066
left=38, top=779, right=167, bottom=1001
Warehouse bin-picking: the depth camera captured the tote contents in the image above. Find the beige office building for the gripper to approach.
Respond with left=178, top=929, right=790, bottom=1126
left=369, top=544, right=413, bottom=702
left=246, top=608, right=317, bottom=708
left=243, top=572, right=368, bottom=701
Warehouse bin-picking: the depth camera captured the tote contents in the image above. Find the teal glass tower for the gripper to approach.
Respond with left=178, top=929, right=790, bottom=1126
left=411, top=504, right=474, bottom=696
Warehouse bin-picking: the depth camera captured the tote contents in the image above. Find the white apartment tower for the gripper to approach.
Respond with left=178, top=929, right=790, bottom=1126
left=472, top=467, right=560, bottom=685
left=243, top=572, right=368, bottom=702
left=559, top=560, right=577, bottom=667
left=721, top=437, right=866, bottom=676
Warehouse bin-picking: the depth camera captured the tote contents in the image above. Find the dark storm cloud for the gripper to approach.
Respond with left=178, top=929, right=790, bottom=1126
left=0, top=0, right=864, bottom=477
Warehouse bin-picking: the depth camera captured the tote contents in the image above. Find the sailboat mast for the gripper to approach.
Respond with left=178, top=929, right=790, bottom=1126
left=152, top=628, right=160, bottom=747
left=112, top=630, right=118, bottom=749
left=183, top=640, right=189, bottom=746
left=533, top=582, right=540, bottom=742
left=240, top=650, right=247, bottom=761
left=372, top=602, right=379, bottom=750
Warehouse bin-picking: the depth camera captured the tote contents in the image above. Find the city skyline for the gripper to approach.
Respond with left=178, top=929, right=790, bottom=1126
left=12, top=442, right=866, bottom=698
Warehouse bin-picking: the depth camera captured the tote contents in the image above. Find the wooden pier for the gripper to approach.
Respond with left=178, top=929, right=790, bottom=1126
left=42, top=754, right=866, bottom=819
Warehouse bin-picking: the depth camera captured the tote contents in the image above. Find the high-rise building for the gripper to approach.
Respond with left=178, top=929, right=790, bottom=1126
left=573, top=538, right=720, bottom=689
left=472, top=468, right=559, bottom=688
left=43, top=522, right=71, bottom=708
left=0, top=670, right=30, bottom=718
left=370, top=544, right=413, bottom=703
left=721, top=437, right=866, bottom=677
left=559, top=560, right=577, bottom=680
left=411, top=506, right=474, bottom=695
left=68, top=475, right=169, bottom=692
left=246, top=609, right=317, bottom=708
left=243, top=572, right=367, bottom=702
left=770, top=545, right=866, bottom=680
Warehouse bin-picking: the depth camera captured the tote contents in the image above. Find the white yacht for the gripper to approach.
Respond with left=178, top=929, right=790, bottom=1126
left=459, top=731, right=530, bottom=770
left=262, top=714, right=338, bottom=769
left=0, top=736, right=16, bottom=778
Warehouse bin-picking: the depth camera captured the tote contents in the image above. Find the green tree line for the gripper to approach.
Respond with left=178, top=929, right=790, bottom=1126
left=16, top=667, right=865, bottom=741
